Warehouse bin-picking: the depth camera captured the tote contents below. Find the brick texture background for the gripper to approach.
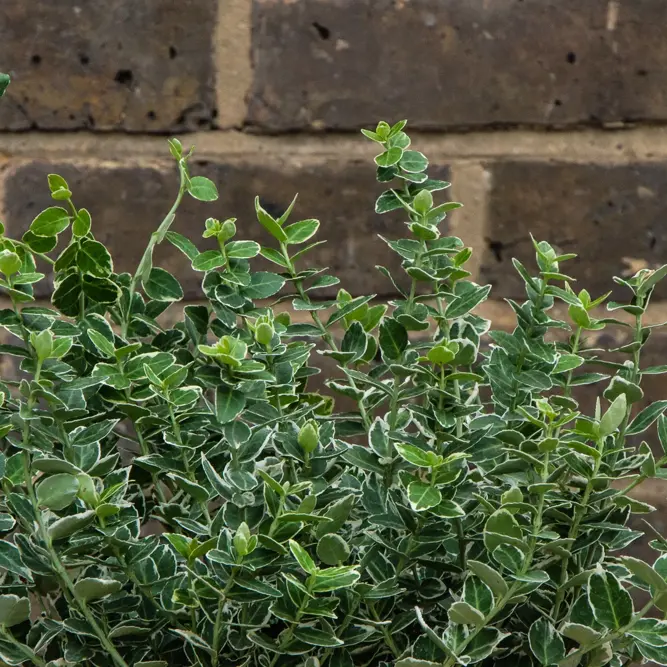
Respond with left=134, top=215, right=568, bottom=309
left=3, top=0, right=667, bottom=518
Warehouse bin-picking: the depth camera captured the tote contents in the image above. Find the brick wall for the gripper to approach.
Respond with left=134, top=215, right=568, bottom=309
left=2, top=0, right=667, bottom=510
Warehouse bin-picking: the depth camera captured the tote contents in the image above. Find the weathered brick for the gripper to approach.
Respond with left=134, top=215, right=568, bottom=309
left=2, top=158, right=450, bottom=298
left=249, top=0, right=667, bottom=131
left=482, top=161, right=667, bottom=299
left=0, top=0, right=217, bottom=132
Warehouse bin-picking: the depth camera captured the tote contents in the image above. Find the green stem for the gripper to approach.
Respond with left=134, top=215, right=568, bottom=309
left=552, top=438, right=603, bottom=620
left=442, top=451, right=550, bottom=667
left=22, top=450, right=129, bottom=667
left=369, top=601, right=400, bottom=658
left=211, top=567, right=239, bottom=667
left=122, top=164, right=187, bottom=338
left=564, top=597, right=655, bottom=666
left=167, top=401, right=212, bottom=527
left=0, top=628, right=47, bottom=667
left=564, top=327, right=582, bottom=398
left=268, top=580, right=313, bottom=667
left=279, top=241, right=371, bottom=430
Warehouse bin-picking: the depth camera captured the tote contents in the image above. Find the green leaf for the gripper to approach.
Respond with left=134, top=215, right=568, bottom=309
left=445, top=282, right=491, bottom=319
left=166, top=231, right=200, bottom=260
left=289, top=539, right=317, bottom=574
left=375, top=190, right=403, bottom=214
left=554, top=354, right=584, bottom=374
left=599, top=394, right=627, bottom=438
left=0, top=74, right=9, bottom=97
left=311, top=566, right=359, bottom=592
left=448, top=601, right=485, bottom=626
left=78, top=240, right=113, bottom=277
left=192, top=250, right=226, bottom=272
left=639, top=264, right=667, bottom=296
left=73, top=578, right=123, bottom=602
left=394, top=443, right=438, bottom=468
left=168, top=474, right=209, bottom=502
left=619, top=556, right=667, bottom=591
left=293, top=626, right=343, bottom=648
left=635, top=641, right=667, bottom=665
left=467, top=560, right=508, bottom=597
left=407, top=481, right=442, bottom=511
left=400, top=150, right=429, bottom=173
left=379, top=318, right=408, bottom=360
left=0, top=542, right=31, bottom=580
left=628, top=618, right=667, bottom=647
left=0, top=596, right=30, bottom=628
left=483, top=509, right=525, bottom=553
left=627, top=400, right=667, bottom=435
left=71, top=419, right=118, bottom=447
left=72, top=209, right=91, bottom=237
left=375, top=147, right=403, bottom=167
left=255, top=197, right=288, bottom=242
left=143, top=268, right=183, bottom=302
left=242, top=272, right=285, bottom=299
left=48, top=510, right=96, bottom=540
left=560, top=623, right=601, bottom=646
left=188, top=176, right=218, bottom=201
left=285, top=219, right=320, bottom=245
left=492, top=544, right=525, bottom=573
left=29, top=207, right=70, bottom=237
left=587, top=570, right=633, bottom=630
left=36, top=473, right=80, bottom=511
left=463, top=577, right=493, bottom=615
left=214, top=387, right=246, bottom=424
left=317, top=534, right=350, bottom=566
left=52, top=274, right=120, bottom=316
left=225, top=240, right=261, bottom=259
left=88, top=329, right=116, bottom=357
left=430, top=499, right=465, bottom=518
left=528, top=618, right=565, bottom=665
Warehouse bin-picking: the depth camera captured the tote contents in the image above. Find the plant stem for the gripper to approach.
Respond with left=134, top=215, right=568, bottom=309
left=552, top=438, right=603, bottom=620
left=0, top=628, right=46, bottom=667
left=22, top=456, right=129, bottom=667
left=211, top=567, right=239, bottom=667
left=279, top=241, right=371, bottom=430
left=369, top=601, right=400, bottom=658
left=441, top=451, right=550, bottom=667
left=18, top=359, right=129, bottom=667
left=122, top=163, right=187, bottom=338
left=563, top=597, right=655, bottom=666
left=167, top=401, right=212, bottom=527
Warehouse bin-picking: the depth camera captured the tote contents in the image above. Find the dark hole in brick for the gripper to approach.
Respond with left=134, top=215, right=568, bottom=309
left=637, top=68, right=648, bottom=77
left=169, top=46, right=177, bottom=59
left=147, top=110, right=157, bottom=120
left=554, top=99, right=563, bottom=107
left=650, top=235, right=657, bottom=250
left=79, top=54, right=90, bottom=65
left=114, top=69, right=133, bottom=86
left=488, top=240, right=504, bottom=262
left=607, top=201, right=615, bottom=208
left=31, top=54, right=41, bottom=65
left=566, top=52, right=576, bottom=64
left=312, top=22, right=331, bottom=40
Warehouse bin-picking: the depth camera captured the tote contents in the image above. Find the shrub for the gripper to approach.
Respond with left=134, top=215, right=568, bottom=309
left=2, top=75, right=667, bottom=667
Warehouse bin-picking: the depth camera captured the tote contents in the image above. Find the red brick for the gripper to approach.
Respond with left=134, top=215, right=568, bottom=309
left=0, top=0, right=217, bottom=132
left=249, top=0, right=667, bottom=131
